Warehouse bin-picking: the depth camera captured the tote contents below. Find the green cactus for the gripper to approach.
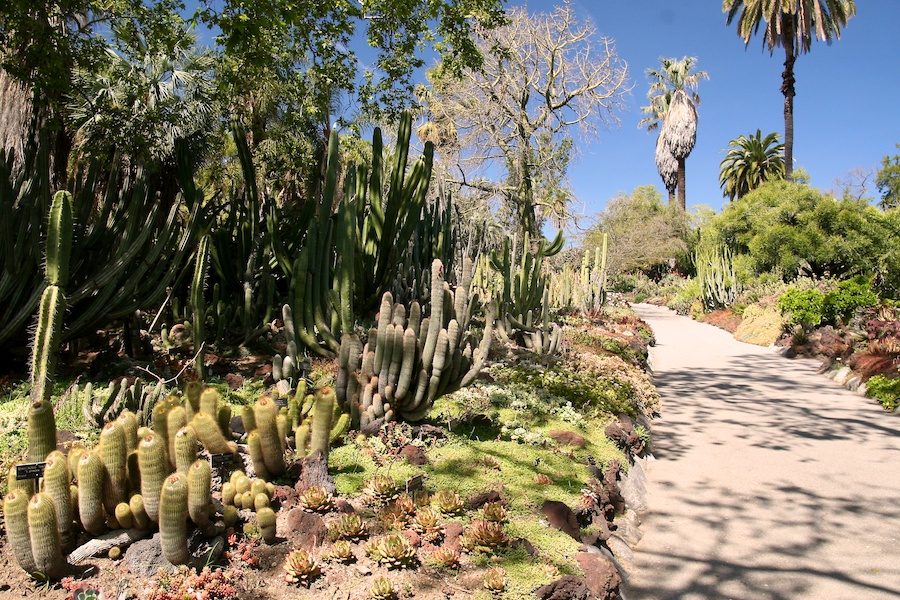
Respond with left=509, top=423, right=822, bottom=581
left=137, top=432, right=169, bottom=523
left=189, top=412, right=237, bottom=456
left=4, top=490, right=37, bottom=575
left=99, top=421, right=129, bottom=514
left=77, top=450, right=106, bottom=536
left=26, top=399, right=57, bottom=463
left=28, top=492, right=68, bottom=580
left=253, top=396, right=285, bottom=477
left=174, top=426, right=198, bottom=473
left=187, top=460, right=211, bottom=527
left=42, top=451, right=74, bottom=550
left=199, top=386, right=219, bottom=417
left=115, top=502, right=134, bottom=529
left=247, top=431, right=271, bottom=481
left=256, top=506, right=277, bottom=543
left=191, top=235, right=211, bottom=380
left=159, top=473, right=190, bottom=566
left=309, top=388, right=336, bottom=458
left=116, top=410, right=139, bottom=455
left=130, top=494, right=150, bottom=529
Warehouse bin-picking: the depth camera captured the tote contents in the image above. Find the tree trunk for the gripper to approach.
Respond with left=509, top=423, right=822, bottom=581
left=668, top=189, right=676, bottom=207
left=781, top=23, right=797, bottom=180
left=677, top=156, right=686, bottom=211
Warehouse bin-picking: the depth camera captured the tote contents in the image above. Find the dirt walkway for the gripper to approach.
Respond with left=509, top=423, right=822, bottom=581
left=627, top=304, right=900, bottom=600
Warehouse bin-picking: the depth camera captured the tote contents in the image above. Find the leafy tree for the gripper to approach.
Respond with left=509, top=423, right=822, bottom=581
left=639, top=57, right=708, bottom=211
left=875, top=144, right=900, bottom=209
left=723, top=0, right=856, bottom=179
left=718, top=129, right=785, bottom=200
left=708, top=179, right=893, bottom=282
left=584, top=185, right=689, bottom=274
left=424, top=1, right=630, bottom=238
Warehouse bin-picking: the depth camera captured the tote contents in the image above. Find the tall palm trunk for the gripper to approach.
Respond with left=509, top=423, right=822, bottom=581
left=781, top=19, right=796, bottom=179
left=677, top=157, right=686, bottom=211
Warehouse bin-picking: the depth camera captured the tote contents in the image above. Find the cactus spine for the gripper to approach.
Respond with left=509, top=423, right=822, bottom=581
left=159, top=473, right=190, bottom=565
left=28, top=493, right=67, bottom=580
left=28, top=191, right=72, bottom=461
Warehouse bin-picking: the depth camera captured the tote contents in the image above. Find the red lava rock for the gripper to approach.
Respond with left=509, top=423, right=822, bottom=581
left=443, top=521, right=464, bottom=551
left=398, top=444, right=428, bottom=466
left=402, top=529, right=421, bottom=548
left=604, top=414, right=643, bottom=455
left=603, top=461, right=626, bottom=515
left=333, top=499, right=355, bottom=513
left=535, top=576, right=593, bottom=600
left=575, top=552, right=622, bottom=600
left=548, top=430, right=587, bottom=448
left=284, top=508, right=327, bottom=550
left=224, top=373, right=244, bottom=390
left=271, top=484, right=297, bottom=510
left=466, top=490, right=501, bottom=509
left=542, top=500, right=581, bottom=541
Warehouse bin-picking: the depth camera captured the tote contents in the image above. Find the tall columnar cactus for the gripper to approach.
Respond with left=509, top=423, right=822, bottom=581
left=187, top=460, right=212, bottom=528
left=251, top=396, right=285, bottom=477
left=138, top=432, right=169, bottom=523
left=76, top=450, right=107, bottom=536
left=174, top=426, right=198, bottom=474
left=4, top=490, right=37, bottom=575
left=42, top=451, right=74, bottom=550
left=337, top=258, right=494, bottom=427
left=28, top=492, right=68, bottom=580
left=489, top=230, right=563, bottom=348
left=99, top=422, right=129, bottom=514
left=191, top=235, right=211, bottom=380
left=580, top=234, right=608, bottom=312
left=159, top=473, right=190, bottom=566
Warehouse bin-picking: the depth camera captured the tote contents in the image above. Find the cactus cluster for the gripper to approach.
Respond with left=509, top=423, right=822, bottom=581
left=549, top=235, right=609, bottom=314
left=221, top=469, right=277, bottom=542
left=337, top=258, right=494, bottom=427
left=289, top=386, right=350, bottom=462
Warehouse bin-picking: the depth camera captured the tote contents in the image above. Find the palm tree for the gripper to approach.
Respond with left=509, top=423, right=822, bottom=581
left=639, top=56, right=708, bottom=211
left=655, top=133, right=677, bottom=205
left=723, top=0, right=856, bottom=179
left=719, top=129, right=785, bottom=200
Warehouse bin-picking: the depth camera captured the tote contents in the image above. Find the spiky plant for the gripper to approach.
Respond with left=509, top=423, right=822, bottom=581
left=481, top=501, right=508, bottom=523
left=298, top=485, right=334, bottom=513
left=369, top=576, right=399, bottom=600
left=431, top=489, right=465, bottom=516
left=429, top=546, right=461, bottom=569
left=283, top=548, right=321, bottom=587
left=364, top=475, right=400, bottom=506
left=327, top=513, right=367, bottom=542
left=483, top=567, right=507, bottom=595
left=392, top=494, right=416, bottom=517
left=377, top=503, right=409, bottom=532
left=411, top=507, right=444, bottom=542
left=461, top=519, right=509, bottom=554
left=366, top=534, right=417, bottom=569
left=325, top=540, right=355, bottom=564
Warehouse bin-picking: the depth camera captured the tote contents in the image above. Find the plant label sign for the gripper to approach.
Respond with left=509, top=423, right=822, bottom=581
left=210, top=453, right=236, bottom=474
left=16, top=462, right=46, bottom=480
left=274, top=396, right=288, bottom=409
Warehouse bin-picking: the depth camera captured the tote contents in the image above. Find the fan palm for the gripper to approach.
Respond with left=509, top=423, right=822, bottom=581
left=639, top=56, right=708, bottom=211
left=719, top=129, right=785, bottom=200
left=723, top=0, right=856, bottom=179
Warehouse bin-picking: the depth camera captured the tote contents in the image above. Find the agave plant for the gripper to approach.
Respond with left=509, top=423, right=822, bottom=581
left=461, top=519, right=509, bottom=554
left=298, top=485, right=334, bottom=513
left=325, top=540, right=356, bottom=564
left=364, top=475, right=401, bottom=506
left=283, top=548, right=321, bottom=587
left=483, top=567, right=507, bottom=594
left=429, top=546, right=461, bottom=569
left=369, top=576, right=399, bottom=600
left=431, top=489, right=465, bottom=516
left=411, top=506, right=444, bottom=542
left=327, top=512, right=367, bottom=542
left=366, top=534, right=417, bottom=569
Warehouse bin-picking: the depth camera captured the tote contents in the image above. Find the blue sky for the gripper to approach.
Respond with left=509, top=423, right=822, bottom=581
left=514, top=0, right=900, bottom=220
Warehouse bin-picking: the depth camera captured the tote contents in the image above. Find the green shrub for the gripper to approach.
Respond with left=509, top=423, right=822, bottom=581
left=865, top=375, right=900, bottom=411
left=778, top=288, right=825, bottom=328
left=823, top=276, right=878, bottom=325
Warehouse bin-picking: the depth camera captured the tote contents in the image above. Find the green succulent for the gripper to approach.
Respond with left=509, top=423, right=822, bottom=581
left=283, top=549, right=321, bottom=587
left=481, top=501, right=509, bottom=523
left=461, top=519, right=509, bottom=554
left=298, top=485, right=334, bottom=513
left=366, top=534, right=417, bottom=570
left=369, top=576, right=399, bottom=600
left=328, top=513, right=367, bottom=542
left=364, top=475, right=401, bottom=506
left=325, top=540, right=355, bottom=564
left=429, top=546, right=461, bottom=569
left=483, top=566, right=507, bottom=594
left=431, top=489, right=465, bottom=516
left=411, top=507, right=444, bottom=542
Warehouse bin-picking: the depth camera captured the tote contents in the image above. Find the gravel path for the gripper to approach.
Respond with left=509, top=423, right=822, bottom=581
left=627, top=304, right=900, bottom=600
